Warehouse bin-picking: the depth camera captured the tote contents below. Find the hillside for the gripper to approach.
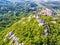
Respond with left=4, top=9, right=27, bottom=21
left=0, top=0, right=38, bottom=14
left=0, top=0, right=60, bottom=45
left=40, top=1, right=60, bottom=15
left=0, top=14, right=60, bottom=45
left=0, top=0, right=60, bottom=31
left=0, top=0, right=38, bottom=31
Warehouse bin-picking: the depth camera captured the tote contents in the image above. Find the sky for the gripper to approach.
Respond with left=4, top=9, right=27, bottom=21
left=33, top=0, right=60, bottom=1
left=8, top=0, right=60, bottom=2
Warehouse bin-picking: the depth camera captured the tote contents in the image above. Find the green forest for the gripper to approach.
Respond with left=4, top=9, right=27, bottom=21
left=0, top=0, right=60, bottom=45
left=0, top=14, right=60, bottom=45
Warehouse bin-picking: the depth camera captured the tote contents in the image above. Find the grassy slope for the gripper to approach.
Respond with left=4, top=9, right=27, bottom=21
left=0, top=15, right=60, bottom=45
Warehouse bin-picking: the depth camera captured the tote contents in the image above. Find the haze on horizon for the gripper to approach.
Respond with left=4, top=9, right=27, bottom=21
left=8, top=0, right=60, bottom=2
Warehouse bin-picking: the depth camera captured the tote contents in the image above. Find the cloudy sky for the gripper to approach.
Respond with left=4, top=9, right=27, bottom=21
left=8, top=0, right=60, bottom=2
left=33, top=0, right=60, bottom=2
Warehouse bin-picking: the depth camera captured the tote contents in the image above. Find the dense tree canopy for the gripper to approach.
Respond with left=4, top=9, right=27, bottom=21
left=0, top=15, right=60, bottom=45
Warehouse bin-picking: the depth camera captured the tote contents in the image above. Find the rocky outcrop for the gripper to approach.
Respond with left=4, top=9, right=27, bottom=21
left=44, top=23, right=50, bottom=37
left=33, top=12, right=51, bottom=37
left=40, top=8, right=54, bottom=16
left=4, top=31, right=24, bottom=45
left=33, top=12, right=45, bottom=26
left=51, top=20, right=56, bottom=24
left=38, top=19, right=45, bottom=26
